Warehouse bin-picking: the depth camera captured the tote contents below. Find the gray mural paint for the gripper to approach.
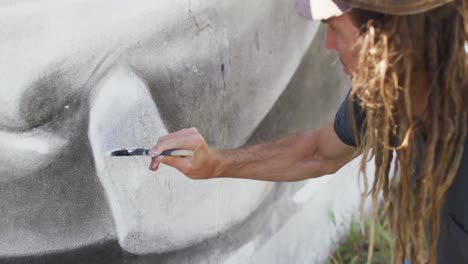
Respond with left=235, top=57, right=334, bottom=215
left=0, top=0, right=373, bottom=263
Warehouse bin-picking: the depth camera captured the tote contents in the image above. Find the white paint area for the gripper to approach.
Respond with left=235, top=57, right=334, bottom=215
left=0, top=131, right=52, bottom=154
left=291, top=174, right=333, bottom=204
left=0, top=129, right=67, bottom=181
left=224, top=241, right=257, bottom=264
left=224, top=159, right=375, bottom=264
left=89, top=66, right=273, bottom=254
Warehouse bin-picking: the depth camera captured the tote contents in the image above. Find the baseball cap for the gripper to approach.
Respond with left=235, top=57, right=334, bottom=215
left=295, top=0, right=454, bottom=20
left=295, top=0, right=350, bottom=20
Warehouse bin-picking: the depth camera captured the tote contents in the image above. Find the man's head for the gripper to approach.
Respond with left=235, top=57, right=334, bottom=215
left=296, top=0, right=456, bottom=76
left=298, top=1, right=466, bottom=263
left=296, top=0, right=358, bottom=75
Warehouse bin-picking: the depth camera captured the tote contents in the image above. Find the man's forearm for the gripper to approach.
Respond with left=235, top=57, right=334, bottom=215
left=213, top=131, right=338, bottom=182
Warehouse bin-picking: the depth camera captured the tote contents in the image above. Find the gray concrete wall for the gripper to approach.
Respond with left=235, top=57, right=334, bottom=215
left=0, top=0, right=370, bottom=263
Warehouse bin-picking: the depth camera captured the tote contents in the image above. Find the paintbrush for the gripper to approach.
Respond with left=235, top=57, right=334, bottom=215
left=110, top=148, right=193, bottom=157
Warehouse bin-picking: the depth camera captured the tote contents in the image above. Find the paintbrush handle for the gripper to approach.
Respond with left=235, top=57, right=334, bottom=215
left=159, top=149, right=194, bottom=157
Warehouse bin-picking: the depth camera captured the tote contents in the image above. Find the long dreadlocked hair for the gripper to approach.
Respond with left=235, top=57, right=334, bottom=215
left=349, top=1, right=467, bottom=263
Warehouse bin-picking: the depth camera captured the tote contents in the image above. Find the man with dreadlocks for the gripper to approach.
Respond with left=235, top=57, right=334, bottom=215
left=148, top=0, right=467, bottom=263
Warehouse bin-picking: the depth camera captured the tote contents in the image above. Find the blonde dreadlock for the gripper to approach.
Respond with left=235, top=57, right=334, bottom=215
left=350, top=1, right=468, bottom=263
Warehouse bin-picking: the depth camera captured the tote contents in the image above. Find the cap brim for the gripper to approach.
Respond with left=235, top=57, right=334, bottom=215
left=296, top=0, right=350, bottom=20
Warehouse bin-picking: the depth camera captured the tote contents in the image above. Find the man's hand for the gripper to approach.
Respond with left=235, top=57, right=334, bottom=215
left=148, top=127, right=221, bottom=179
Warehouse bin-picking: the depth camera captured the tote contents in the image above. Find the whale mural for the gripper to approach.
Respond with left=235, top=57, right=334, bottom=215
left=0, top=0, right=370, bottom=263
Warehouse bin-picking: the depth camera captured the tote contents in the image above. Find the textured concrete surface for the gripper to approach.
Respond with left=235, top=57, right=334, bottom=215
left=0, top=0, right=371, bottom=263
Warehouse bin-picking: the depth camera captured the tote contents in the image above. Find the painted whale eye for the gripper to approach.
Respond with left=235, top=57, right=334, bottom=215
left=16, top=70, right=83, bottom=132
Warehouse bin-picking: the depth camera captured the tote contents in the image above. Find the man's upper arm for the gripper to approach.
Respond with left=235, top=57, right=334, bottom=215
left=315, top=90, right=365, bottom=171
left=318, top=122, right=358, bottom=167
